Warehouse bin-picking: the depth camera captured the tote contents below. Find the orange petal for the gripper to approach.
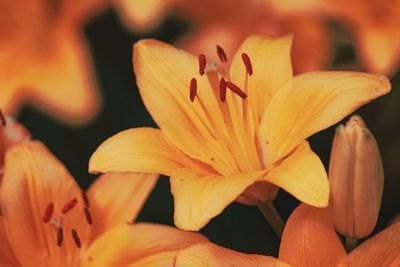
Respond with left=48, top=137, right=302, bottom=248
left=280, top=204, right=346, bottom=267
left=262, top=141, right=329, bottom=207
left=0, top=142, right=86, bottom=267
left=21, top=32, right=99, bottom=124
left=0, top=218, right=18, bottom=266
left=133, top=39, right=237, bottom=174
left=113, top=0, right=172, bottom=30
left=87, top=172, right=158, bottom=241
left=175, top=241, right=289, bottom=267
left=82, top=223, right=207, bottom=266
left=170, top=168, right=267, bottom=231
left=89, top=127, right=210, bottom=176
left=340, top=222, right=400, bottom=266
left=260, top=71, right=391, bottom=166
left=229, top=35, right=293, bottom=122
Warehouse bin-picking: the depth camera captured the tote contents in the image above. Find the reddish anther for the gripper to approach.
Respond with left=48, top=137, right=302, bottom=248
left=42, top=202, right=54, bottom=223
left=216, top=45, right=228, bottom=63
left=219, top=78, right=227, bottom=102
left=84, top=208, right=93, bottom=225
left=241, top=53, right=253, bottom=76
left=190, top=78, right=197, bottom=102
left=0, top=110, right=6, bottom=126
left=81, top=192, right=89, bottom=208
left=57, top=227, right=64, bottom=247
left=226, top=81, right=247, bottom=99
left=61, top=198, right=78, bottom=214
left=71, top=229, right=81, bottom=248
left=198, top=54, right=206, bottom=76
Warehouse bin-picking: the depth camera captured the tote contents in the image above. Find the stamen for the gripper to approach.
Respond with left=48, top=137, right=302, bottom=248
left=57, top=227, right=64, bottom=247
left=219, top=78, right=227, bottom=102
left=81, top=192, right=89, bottom=208
left=84, top=208, right=93, bottom=225
left=0, top=110, right=6, bottom=126
left=42, top=202, right=54, bottom=223
left=225, top=81, right=247, bottom=99
left=241, top=53, right=253, bottom=76
left=216, top=45, right=228, bottom=63
left=198, top=54, right=206, bottom=76
left=71, top=229, right=81, bottom=248
left=190, top=78, right=197, bottom=102
left=62, top=198, right=78, bottom=214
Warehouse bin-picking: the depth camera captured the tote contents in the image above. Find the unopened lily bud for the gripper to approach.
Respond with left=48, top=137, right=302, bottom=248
left=329, top=115, right=383, bottom=238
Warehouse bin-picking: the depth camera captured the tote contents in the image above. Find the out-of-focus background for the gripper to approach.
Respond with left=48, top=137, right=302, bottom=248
left=5, top=1, right=400, bottom=256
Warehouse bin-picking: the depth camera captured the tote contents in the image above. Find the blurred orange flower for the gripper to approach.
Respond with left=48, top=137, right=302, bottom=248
left=89, top=35, right=390, bottom=231
left=280, top=204, right=400, bottom=266
left=271, top=0, right=400, bottom=75
left=0, top=141, right=207, bottom=266
left=0, top=0, right=105, bottom=124
left=113, top=0, right=331, bottom=73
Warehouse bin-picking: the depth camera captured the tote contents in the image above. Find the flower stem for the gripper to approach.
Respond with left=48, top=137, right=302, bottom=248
left=257, top=201, right=284, bottom=238
left=345, top=236, right=358, bottom=252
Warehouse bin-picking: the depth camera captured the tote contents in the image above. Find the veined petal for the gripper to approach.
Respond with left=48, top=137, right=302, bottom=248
left=89, top=127, right=210, bottom=176
left=280, top=204, right=346, bottom=267
left=170, top=168, right=267, bottom=231
left=260, top=71, right=391, bottom=166
left=87, top=172, right=158, bottom=242
left=175, top=241, right=289, bottom=267
left=263, top=141, right=329, bottom=207
left=114, top=0, right=172, bottom=30
left=133, top=39, right=237, bottom=175
left=0, top=142, right=86, bottom=267
left=0, top=219, right=18, bottom=266
left=82, top=223, right=207, bottom=267
left=230, top=35, right=293, bottom=122
left=339, top=222, right=400, bottom=266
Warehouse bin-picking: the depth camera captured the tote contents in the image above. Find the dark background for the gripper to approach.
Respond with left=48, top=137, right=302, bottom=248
left=18, top=10, right=400, bottom=256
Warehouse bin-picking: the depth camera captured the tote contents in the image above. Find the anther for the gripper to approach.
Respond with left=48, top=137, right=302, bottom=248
left=241, top=53, right=253, bottom=76
left=81, top=192, right=89, bottom=208
left=225, top=81, right=247, bottom=99
left=84, top=208, right=92, bottom=225
left=198, top=54, right=206, bottom=76
left=57, top=227, right=64, bottom=247
left=62, top=198, right=78, bottom=214
left=42, top=202, right=54, bottom=223
left=71, top=229, right=81, bottom=248
left=190, top=78, right=197, bottom=102
left=219, top=78, right=227, bottom=102
left=0, top=110, right=6, bottom=126
left=216, top=45, right=228, bottom=63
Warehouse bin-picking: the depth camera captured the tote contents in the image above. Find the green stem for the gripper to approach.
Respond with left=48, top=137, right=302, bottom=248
left=345, top=237, right=358, bottom=252
left=257, top=202, right=284, bottom=238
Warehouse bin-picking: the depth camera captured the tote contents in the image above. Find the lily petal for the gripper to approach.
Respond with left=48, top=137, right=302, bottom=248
left=0, top=142, right=85, bottom=267
left=170, top=168, right=267, bottom=231
left=229, top=35, right=293, bottom=122
left=260, top=71, right=391, bottom=166
left=82, top=223, right=207, bottom=267
left=280, top=204, right=346, bottom=267
left=175, top=241, right=289, bottom=267
left=87, top=172, right=158, bottom=241
left=89, top=127, right=210, bottom=176
left=0, top=219, right=18, bottom=266
left=340, top=222, right=400, bottom=266
left=263, top=141, right=329, bottom=207
left=133, top=39, right=237, bottom=175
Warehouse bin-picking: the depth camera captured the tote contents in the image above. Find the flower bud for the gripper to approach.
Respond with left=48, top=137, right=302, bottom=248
left=329, top=115, right=383, bottom=238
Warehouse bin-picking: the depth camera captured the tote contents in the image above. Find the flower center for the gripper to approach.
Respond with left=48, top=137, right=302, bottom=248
left=42, top=192, right=92, bottom=248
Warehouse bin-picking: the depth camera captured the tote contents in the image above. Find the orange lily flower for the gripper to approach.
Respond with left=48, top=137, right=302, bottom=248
left=280, top=204, right=400, bottom=266
left=113, top=0, right=331, bottom=73
left=89, top=35, right=390, bottom=231
left=0, top=141, right=207, bottom=266
left=0, top=0, right=105, bottom=124
left=175, top=204, right=400, bottom=266
left=271, top=0, right=400, bottom=75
